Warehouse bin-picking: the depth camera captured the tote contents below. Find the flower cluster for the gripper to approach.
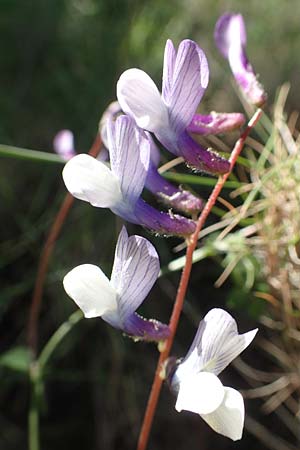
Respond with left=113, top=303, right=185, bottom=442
left=62, top=12, right=263, bottom=442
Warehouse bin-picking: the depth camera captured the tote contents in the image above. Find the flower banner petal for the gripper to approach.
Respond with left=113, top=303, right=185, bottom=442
left=201, top=387, right=245, bottom=441
left=175, top=372, right=224, bottom=415
left=62, top=154, right=122, bottom=208
left=107, top=115, right=150, bottom=205
left=163, top=40, right=209, bottom=135
left=110, top=227, right=160, bottom=322
left=182, top=308, right=257, bottom=375
left=117, top=68, right=169, bottom=133
left=63, top=264, right=118, bottom=318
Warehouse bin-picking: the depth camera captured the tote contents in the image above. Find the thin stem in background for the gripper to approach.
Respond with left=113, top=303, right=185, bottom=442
left=28, top=363, right=40, bottom=450
left=27, top=134, right=101, bottom=357
left=136, top=108, right=263, bottom=450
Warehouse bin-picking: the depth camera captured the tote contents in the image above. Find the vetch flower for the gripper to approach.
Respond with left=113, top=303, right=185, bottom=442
left=117, top=39, right=230, bottom=174
left=187, top=112, right=245, bottom=135
left=63, top=226, right=170, bottom=341
left=214, top=13, right=267, bottom=107
left=63, top=114, right=196, bottom=237
left=170, top=308, right=257, bottom=440
left=53, top=129, right=76, bottom=161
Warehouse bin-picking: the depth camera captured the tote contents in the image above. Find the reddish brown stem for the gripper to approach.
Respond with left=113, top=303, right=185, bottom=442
left=136, top=109, right=263, bottom=450
left=27, top=134, right=102, bottom=356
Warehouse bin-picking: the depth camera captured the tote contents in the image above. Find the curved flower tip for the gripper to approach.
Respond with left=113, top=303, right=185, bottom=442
left=170, top=308, right=257, bottom=440
left=214, top=13, right=267, bottom=107
left=63, top=226, right=170, bottom=342
left=187, top=112, right=246, bottom=135
left=53, top=129, right=76, bottom=161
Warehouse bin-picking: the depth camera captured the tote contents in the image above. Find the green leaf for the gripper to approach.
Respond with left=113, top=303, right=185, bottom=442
left=0, top=346, right=31, bottom=373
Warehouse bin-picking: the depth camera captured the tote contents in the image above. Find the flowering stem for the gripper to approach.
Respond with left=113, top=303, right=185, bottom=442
left=136, top=108, right=263, bottom=450
left=27, top=134, right=101, bottom=357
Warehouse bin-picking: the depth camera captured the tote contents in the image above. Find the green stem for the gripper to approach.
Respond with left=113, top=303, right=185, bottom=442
left=38, top=310, right=83, bottom=370
left=0, top=144, right=63, bottom=164
left=28, top=363, right=40, bottom=450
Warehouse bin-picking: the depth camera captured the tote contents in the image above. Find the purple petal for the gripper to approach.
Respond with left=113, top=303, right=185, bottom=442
left=162, top=40, right=209, bottom=135
left=148, top=134, right=161, bottom=167
left=134, top=198, right=196, bottom=237
left=123, top=312, right=170, bottom=341
left=107, top=115, right=150, bottom=205
left=187, top=112, right=245, bottom=135
left=110, top=226, right=160, bottom=322
left=178, top=131, right=230, bottom=174
left=53, top=129, right=76, bottom=160
left=145, top=161, right=203, bottom=214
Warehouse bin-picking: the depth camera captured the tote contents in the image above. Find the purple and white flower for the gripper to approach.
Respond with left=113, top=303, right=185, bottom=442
left=63, top=226, right=170, bottom=341
left=214, top=13, right=267, bottom=107
left=117, top=39, right=230, bottom=174
left=63, top=115, right=196, bottom=237
left=170, top=308, right=257, bottom=440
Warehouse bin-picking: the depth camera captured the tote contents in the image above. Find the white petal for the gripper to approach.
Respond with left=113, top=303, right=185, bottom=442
left=201, top=387, right=244, bottom=441
left=110, top=226, right=160, bottom=321
left=63, top=264, right=118, bottom=318
left=181, top=308, right=257, bottom=376
left=175, top=372, right=224, bottom=415
left=62, top=154, right=122, bottom=208
left=117, top=68, right=169, bottom=133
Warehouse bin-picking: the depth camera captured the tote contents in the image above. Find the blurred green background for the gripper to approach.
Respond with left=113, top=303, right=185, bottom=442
left=1, top=0, right=300, bottom=449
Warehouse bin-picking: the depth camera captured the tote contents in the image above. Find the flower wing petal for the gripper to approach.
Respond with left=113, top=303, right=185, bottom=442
left=182, top=308, right=257, bottom=375
left=117, top=68, right=169, bottom=133
left=62, top=154, right=122, bottom=207
left=201, top=387, right=244, bottom=441
left=163, top=40, right=209, bottom=135
left=107, top=115, right=150, bottom=205
left=111, top=227, right=160, bottom=321
left=175, top=372, right=224, bottom=415
left=63, top=264, right=118, bottom=319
